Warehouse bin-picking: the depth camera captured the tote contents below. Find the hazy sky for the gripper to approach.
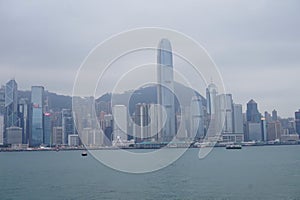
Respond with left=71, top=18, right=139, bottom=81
left=0, top=0, right=299, bottom=117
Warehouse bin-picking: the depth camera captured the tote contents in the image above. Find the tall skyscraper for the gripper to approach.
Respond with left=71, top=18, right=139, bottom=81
left=246, top=99, right=262, bottom=141
left=157, top=38, right=176, bottom=142
left=233, top=104, right=243, bottom=134
left=18, top=98, right=30, bottom=144
left=206, top=82, right=218, bottom=115
left=43, top=112, right=52, bottom=146
left=266, top=121, right=282, bottom=141
left=52, top=127, right=63, bottom=146
left=4, top=79, right=19, bottom=145
left=103, top=114, right=113, bottom=146
left=295, top=109, right=300, bottom=136
left=272, top=109, right=278, bottom=121
left=246, top=99, right=261, bottom=123
left=216, top=94, right=234, bottom=133
left=30, top=86, right=44, bottom=147
left=62, top=109, right=74, bottom=145
left=134, top=103, right=150, bottom=142
left=112, top=105, right=128, bottom=141
left=5, top=79, right=19, bottom=128
left=190, top=96, right=204, bottom=140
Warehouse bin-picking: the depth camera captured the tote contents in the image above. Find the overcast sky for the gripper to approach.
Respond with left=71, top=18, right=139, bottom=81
left=0, top=0, right=299, bottom=117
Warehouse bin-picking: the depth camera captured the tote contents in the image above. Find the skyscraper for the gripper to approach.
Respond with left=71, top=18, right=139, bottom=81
left=190, top=96, right=204, bottom=140
left=5, top=79, right=18, bottom=128
left=112, top=105, right=128, bottom=141
left=43, top=112, right=52, bottom=146
left=18, top=98, right=30, bottom=144
left=30, top=86, right=44, bottom=147
left=206, top=83, right=218, bottom=116
left=4, top=79, right=19, bottom=145
left=62, top=109, right=74, bottom=145
left=246, top=99, right=261, bottom=123
left=134, top=103, right=150, bottom=142
left=272, top=109, right=278, bottom=121
left=157, top=38, right=176, bottom=142
left=233, top=104, right=243, bottom=134
left=246, top=99, right=262, bottom=141
left=216, top=94, right=234, bottom=133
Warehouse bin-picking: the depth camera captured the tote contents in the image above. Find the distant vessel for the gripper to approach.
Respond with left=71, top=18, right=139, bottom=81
left=226, top=144, right=242, bottom=149
left=81, top=151, right=88, bottom=156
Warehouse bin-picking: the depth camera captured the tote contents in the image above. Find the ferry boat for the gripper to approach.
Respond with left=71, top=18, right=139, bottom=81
left=225, top=144, right=242, bottom=149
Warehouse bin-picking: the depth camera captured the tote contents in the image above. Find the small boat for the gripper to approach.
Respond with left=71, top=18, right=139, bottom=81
left=81, top=151, right=88, bottom=156
left=226, top=144, right=242, bottom=149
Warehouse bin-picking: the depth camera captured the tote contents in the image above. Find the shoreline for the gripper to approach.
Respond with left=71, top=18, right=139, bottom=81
left=0, top=142, right=299, bottom=152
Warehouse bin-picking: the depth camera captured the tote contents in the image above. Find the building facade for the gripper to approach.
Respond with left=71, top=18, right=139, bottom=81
left=157, top=38, right=176, bottom=142
left=30, top=86, right=44, bottom=147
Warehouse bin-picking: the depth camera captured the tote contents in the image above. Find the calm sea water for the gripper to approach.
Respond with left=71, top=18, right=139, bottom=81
left=1, top=145, right=300, bottom=200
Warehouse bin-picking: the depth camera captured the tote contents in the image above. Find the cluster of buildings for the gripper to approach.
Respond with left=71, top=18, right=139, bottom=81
left=1, top=38, right=299, bottom=149
left=0, top=80, right=77, bottom=149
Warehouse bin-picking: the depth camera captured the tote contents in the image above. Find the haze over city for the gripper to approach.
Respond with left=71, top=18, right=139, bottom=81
left=0, top=0, right=300, bottom=117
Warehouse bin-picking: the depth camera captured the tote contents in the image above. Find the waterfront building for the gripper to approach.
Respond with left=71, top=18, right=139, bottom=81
left=43, top=112, right=52, bottom=146
left=5, top=79, right=19, bottom=128
left=6, top=126, right=22, bottom=145
left=81, top=127, right=102, bottom=147
left=30, top=86, right=44, bottom=147
left=233, top=104, right=243, bottom=134
left=52, top=127, right=63, bottom=146
left=157, top=38, right=176, bottom=142
left=206, top=82, right=218, bottom=116
left=68, top=134, right=79, bottom=146
left=103, top=114, right=113, bottom=146
left=216, top=94, right=234, bottom=134
left=246, top=99, right=261, bottom=123
left=149, top=104, right=160, bottom=141
left=267, top=121, right=282, bottom=141
left=190, top=96, right=204, bottom=140
left=112, top=105, right=128, bottom=141
left=134, top=103, right=150, bottom=142
left=62, top=109, right=74, bottom=145
left=18, top=98, right=29, bottom=144
left=247, top=122, right=263, bottom=141
left=245, top=99, right=262, bottom=141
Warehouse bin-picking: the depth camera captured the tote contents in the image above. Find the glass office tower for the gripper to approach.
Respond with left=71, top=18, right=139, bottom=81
left=157, top=39, right=176, bottom=142
left=30, top=86, right=44, bottom=147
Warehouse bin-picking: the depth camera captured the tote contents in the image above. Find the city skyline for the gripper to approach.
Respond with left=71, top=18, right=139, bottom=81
left=0, top=1, right=299, bottom=117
